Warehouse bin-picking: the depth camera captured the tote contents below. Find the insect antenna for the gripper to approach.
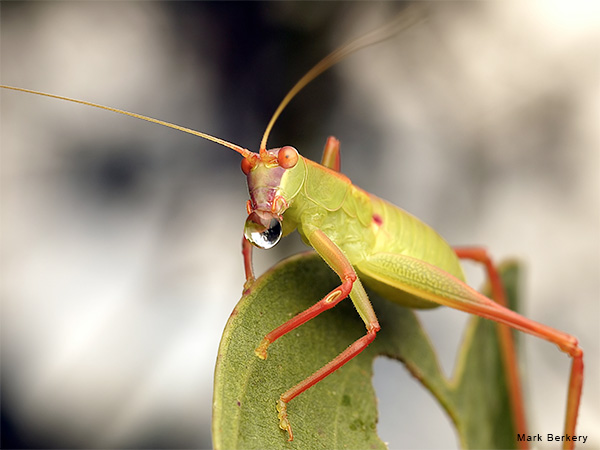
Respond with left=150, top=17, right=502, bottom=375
left=259, top=5, right=426, bottom=154
left=0, top=85, right=255, bottom=159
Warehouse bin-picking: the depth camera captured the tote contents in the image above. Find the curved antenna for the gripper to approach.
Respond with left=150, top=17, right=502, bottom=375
left=259, top=5, right=426, bottom=153
left=0, top=85, right=255, bottom=159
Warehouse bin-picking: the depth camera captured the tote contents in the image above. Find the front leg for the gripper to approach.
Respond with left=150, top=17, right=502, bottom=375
left=242, top=235, right=255, bottom=292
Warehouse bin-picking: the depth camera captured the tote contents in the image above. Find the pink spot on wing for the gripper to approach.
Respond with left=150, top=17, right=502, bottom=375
left=373, top=214, right=383, bottom=225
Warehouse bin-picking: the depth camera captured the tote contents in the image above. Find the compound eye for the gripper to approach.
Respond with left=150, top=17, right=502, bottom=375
left=278, top=146, right=298, bottom=169
left=244, top=212, right=282, bottom=249
left=241, top=157, right=254, bottom=175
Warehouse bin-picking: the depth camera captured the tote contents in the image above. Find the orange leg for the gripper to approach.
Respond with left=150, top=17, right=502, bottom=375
left=320, top=136, right=341, bottom=172
left=257, top=229, right=380, bottom=440
left=257, top=272, right=378, bottom=441
left=452, top=247, right=584, bottom=450
left=357, top=250, right=584, bottom=450
left=277, top=328, right=377, bottom=441
left=454, top=246, right=527, bottom=449
left=254, top=275, right=355, bottom=360
left=242, top=235, right=254, bottom=292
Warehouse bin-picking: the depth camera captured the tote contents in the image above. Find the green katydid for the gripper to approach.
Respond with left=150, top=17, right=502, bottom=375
left=0, top=8, right=584, bottom=449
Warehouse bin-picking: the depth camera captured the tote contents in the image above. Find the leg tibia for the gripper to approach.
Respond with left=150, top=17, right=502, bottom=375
left=281, top=326, right=378, bottom=403
left=254, top=279, right=353, bottom=359
left=360, top=250, right=583, bottom=449
left=454, top=248, right=584, bottom=448
left=565, top=354, right=584, bottom=450
left=277, top=327, right=378, bottom=440
left=454, top=247, right=527, bottom=446
left=242, top=236, right=255, bottom=292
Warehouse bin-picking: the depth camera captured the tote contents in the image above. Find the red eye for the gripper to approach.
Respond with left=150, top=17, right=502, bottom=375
left=241, top=157, right=253, bottom=175
left=278, top=146, right=298, bottom=169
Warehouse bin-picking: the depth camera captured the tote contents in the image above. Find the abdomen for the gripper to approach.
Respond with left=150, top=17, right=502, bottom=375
left=358, top=195, right=465, bottom=308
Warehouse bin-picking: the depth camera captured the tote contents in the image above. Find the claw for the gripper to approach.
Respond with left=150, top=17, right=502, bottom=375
left=254, top=338, right=270, bottom=360
left=277, top=398, right=293, bottom=441
left=242, top=277, right=255, bottom=294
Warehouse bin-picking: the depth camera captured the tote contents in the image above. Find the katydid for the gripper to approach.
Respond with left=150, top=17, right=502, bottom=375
left=0, top=8, right=584, bottom=449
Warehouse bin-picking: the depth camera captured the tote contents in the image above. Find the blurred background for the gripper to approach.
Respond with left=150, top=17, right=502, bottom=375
left=1, top=2, right=598, bottom=448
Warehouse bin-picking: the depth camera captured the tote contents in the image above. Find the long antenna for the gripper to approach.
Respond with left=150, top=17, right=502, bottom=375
left=259, top=5, right=426, bottom=153
left=0, top=85, right=255, bottom=158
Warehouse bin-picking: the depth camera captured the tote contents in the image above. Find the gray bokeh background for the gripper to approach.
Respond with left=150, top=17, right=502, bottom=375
left=2, top=2, right=598, bottom=448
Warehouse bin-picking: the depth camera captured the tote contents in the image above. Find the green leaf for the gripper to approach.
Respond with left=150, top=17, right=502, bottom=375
left=213, top=253, right=521, bottom=449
